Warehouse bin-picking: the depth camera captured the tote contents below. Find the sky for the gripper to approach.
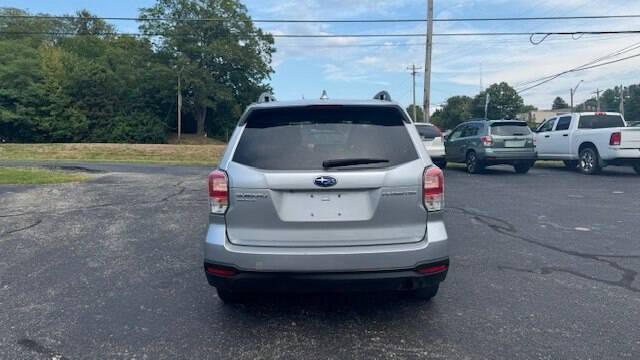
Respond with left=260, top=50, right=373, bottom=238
left=4, top=0, right=640, bottom=112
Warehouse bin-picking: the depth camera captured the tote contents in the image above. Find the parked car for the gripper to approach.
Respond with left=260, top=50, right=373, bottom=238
left=444, top=120, right=536, bottom=174
left=415, top=123, right=446, bottom=168
left=535, top=112, right=640, bottom=175
left=204, top=91, right=449, bottom=303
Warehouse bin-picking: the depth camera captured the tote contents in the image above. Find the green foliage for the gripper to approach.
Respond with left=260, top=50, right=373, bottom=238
left=0, top=2, right=275, bottom=143
left=552, top=96, right=568, bottom=110
left=577, top=85, right=640, bottom=122
left=430, top=96, right=473, bottom=130
left=139, top=0, right=275, bottom=136
left=406, top=105, right=424, bottom=122
left=471, top=82, right=524, bottom=119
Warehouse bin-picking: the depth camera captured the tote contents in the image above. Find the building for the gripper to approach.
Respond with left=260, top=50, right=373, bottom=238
left=516, top=108, right=571, bottom=125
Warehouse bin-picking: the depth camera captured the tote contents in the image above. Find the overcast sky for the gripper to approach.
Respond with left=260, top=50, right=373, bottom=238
left=5, top=0, right=640, bottom=111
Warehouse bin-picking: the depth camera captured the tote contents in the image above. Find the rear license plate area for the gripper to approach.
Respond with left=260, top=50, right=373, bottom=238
left=505, top=140, right=526, bottom=147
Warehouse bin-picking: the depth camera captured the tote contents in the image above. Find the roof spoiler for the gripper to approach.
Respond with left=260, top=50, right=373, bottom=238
left=257, top=92, right=277, bottom=103
left=373, top=91, right=392, bottom=101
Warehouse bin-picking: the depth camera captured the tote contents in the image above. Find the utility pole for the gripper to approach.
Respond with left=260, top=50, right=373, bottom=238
left=620, top=84, right=625, bottom=116
left=177, top=71, right=182, bottom=143
left=407, top=64, right=422, bottom=122
left=593, top=88, right=601, bottom=112
left=570, top=80, right=583, bottom=113
left=423, top=0, right=434, bottom=123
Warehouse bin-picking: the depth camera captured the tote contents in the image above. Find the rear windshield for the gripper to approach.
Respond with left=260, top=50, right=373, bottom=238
left=489, top=122, right=531, bottom=136
left=233, top=106, right=418, bottom=170
left=578, top=115, right=625, bottom=129
left=415, top=125, right=441, bottom=139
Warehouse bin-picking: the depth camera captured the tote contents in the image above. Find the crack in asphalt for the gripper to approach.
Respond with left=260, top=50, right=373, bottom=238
left=0, top=192, right=204, bottom=219
left=160, top=186, right=186, bottom=202
left=449, top=206, right=640, bottom=294
left=17, top=338, right=68, bottom=360
left=1, top=219, right=42, bottom=236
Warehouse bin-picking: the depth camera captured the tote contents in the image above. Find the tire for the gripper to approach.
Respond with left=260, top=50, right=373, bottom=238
left=465, top=151, right=484, bottom=174
left=216, top=288, right=246, bottom=304
left=434, top=160, right=447, bottom=169
left=634, top=164, right=640, bottom=175
left=410, top=285, right=439, bottom=301
left=578, top=147, right=601, bottom=175
left=513, top=161, right=533, bottom=174
left=563, top=160, right=578, bottom=169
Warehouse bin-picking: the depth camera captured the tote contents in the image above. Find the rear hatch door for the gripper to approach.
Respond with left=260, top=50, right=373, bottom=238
left=225, top=105, right=427, bottom=248
left=488, top=121, right=534, bottom=152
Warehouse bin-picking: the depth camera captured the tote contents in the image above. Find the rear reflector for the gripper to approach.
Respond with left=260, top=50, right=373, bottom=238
left=206, top=264, right=236, bottom=277
left=208, top=170, right=229, bottom=214
left=423, top=166, right=444, bottom=212
left=417, top=264, right=448, bottom=274
left=610, top=132, right=621, bottom=146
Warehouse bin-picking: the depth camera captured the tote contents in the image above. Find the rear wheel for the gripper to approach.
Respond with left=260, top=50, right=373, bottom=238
left=563, top=160, right=578, bottom=169
left=633, top=164, right=640, bottom=175
left=513, top=161, right=533, bottom=174
left=217, top=289, right=246, bottom=304
left=578, top=147, right=601, bottom=175
left=466, top=151, right=484, bottom=174
left=410, top=285, right=439, bottom=301
left=434, top=160, right=447, bottom=169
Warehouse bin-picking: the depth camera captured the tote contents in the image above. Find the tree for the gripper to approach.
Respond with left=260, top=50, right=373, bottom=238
left=471, top=82, right=524, bottom=119
left=139, top=0, right=275, bottom=136
left=430, top=95, right=473, bottom=130
left=406, top=105, right=424, bottom=122
left=552, top=96, right=568, bottom=110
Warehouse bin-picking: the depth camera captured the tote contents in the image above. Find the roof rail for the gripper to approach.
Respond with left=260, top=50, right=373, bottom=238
left=373, top=91, right=392, bottom=101
left=257, top=92, right=277, bottom=103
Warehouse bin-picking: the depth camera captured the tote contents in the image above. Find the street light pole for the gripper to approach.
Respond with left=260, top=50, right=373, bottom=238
left=408, top=64, right=422, bottom=122
left=570, top=80, right=583, bottom=113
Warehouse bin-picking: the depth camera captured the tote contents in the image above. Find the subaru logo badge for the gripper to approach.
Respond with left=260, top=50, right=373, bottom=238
left=314, top=176, right=337, bottom=188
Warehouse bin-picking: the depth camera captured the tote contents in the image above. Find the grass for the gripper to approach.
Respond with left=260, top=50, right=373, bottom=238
left=0, top=143, right=226, bottom=166
left=0, top=167, right=90, bottom=185
left=167, top=134, right=227, bottom=145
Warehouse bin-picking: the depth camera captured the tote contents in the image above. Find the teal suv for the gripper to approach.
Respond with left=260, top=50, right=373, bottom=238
left=444, top=120, right=537, bottom=174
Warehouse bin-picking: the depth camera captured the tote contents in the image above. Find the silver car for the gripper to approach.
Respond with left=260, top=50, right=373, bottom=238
left=415, top=123, right=447, bottom=168
left=204, top=92, right=449, bottom=303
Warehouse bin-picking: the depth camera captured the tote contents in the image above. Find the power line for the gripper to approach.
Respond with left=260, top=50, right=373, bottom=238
left=2, top=14, right=640, bottom=23
left=517, top=51, right=640, bottom=93
left=516, top=40, right=640, bottom=90
left=3, top=30, right=640, bottom=38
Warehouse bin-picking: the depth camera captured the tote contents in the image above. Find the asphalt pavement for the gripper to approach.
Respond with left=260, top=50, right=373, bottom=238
left=0, top=162, right=639, bottom=359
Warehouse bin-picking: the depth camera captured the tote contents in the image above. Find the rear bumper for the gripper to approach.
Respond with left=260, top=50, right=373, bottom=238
left=204, top=212, right=448, bottom=273
left=205, top=259, right=448, bottom=293
left=601, top=147, right=640, bottom=161
left=482, top=149, right=537, bottom=163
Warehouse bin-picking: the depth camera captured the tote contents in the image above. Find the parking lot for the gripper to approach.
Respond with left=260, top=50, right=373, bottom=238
left=1, top=163, right=639, bottom=359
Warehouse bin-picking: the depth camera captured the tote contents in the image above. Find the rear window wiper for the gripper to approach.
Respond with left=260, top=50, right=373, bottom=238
left=322, top=158, right=389, bottom=168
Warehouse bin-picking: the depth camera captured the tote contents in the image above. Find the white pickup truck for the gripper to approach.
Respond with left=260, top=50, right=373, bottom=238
left=535, top=112, right=640, bottom=175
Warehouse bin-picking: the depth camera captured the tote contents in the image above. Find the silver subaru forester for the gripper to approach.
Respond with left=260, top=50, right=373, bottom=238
left=204, top=91, right=449, bottom=303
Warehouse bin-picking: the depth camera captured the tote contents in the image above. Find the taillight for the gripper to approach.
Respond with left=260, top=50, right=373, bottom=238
left=610, top=132, right=621, bottom=146
left=208, top=170, right=228, bottom=214
left=205, top=264, right=236, bottom=277
left=481, top=136, right=493, bottom=147
left=533, top=136, right=537, bottom=146
left=417, top=264, right=448, bottom=274
left=423, top=166, right=444, bottom=212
